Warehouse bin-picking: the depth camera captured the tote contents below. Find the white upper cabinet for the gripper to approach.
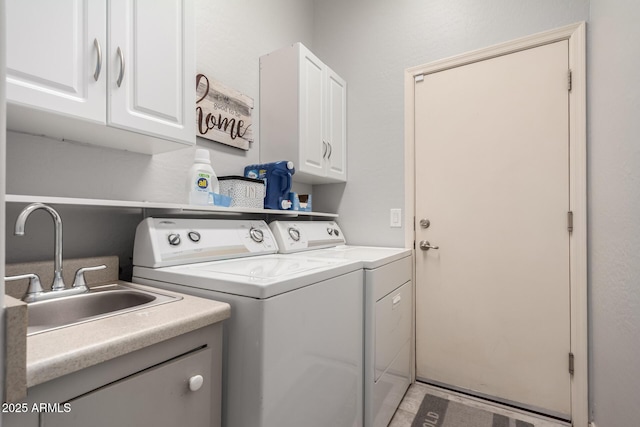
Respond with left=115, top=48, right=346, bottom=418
left=325, top=67, right=347, bottom=181
left=6, top=0, right=195, bottom=155
left=108, top=0, right=194, bottom=144
left=6, top=0, right=107, bottom=123
left=260, top=43, right=347, bottom=184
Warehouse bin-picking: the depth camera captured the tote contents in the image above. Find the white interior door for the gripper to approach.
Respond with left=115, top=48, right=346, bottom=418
left=414, top=40, right=571, bottom=418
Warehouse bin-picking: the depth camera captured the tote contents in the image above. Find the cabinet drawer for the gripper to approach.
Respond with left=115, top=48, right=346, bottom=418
left=375, top=281, right=412, bottom=381
left=43, top=347, right=213, bottom=427
left=367, top=256, right=412, bottom=302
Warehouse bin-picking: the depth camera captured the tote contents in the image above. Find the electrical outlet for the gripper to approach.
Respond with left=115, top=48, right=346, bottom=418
left=390, top=209, right=402, bottom=228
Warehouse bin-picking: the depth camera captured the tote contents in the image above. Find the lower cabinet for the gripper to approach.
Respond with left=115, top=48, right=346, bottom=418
left=4, top=324, right=222, bottom=427
left=44, top=348, right=212, bottom=427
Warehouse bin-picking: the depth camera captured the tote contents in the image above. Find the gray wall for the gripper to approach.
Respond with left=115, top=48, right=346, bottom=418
left=588, top=1, right=640, bottom=426
left=1, top=0, right=7, bottom=406
left=311, top=0, right=590, bottom=247
left=311, top=2, right=640, bottom=427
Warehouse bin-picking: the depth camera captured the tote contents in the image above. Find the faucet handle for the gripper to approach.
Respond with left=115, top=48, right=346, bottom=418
left=73, top=264, right=107, bottom=288
left=5, top=273, right=45, bottom=302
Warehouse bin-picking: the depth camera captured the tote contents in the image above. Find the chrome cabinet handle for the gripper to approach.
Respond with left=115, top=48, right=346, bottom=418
left=93, top=38, right=102, bottom=81
left=327, top=142, right=333, bottom=159
left=419, top=240, right=439, bottom=251
left=116, top=46, right=125, bottom=87
left=322, top=141, right=328, bottom=159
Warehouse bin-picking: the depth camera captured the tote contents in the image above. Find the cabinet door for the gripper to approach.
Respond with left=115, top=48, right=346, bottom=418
left=299, top=47, right=327, bottom=177
left=6, top=0, right=106, bottom=123
left=109, top=0, right=195, bottom=145
left=325, top=68, right=347, bottom=182
left=42, top=347, right=213, bottom=427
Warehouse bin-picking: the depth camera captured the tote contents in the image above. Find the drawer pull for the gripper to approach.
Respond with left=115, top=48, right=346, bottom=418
left=116, top=46, right=125, bottom=87
left=189, top=374, right=204, bottom=392
left=392, top=294, right=402, bottom=308
left=93, top=38, right=102, bottom=81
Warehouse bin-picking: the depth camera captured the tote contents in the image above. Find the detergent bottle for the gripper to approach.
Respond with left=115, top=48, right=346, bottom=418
left=187, top=149, right=219, bottom=205
left=244, top=161, right=295, bottom=209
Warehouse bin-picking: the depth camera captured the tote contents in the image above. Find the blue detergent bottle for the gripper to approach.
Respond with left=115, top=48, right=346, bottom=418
left=244, top=161, right=295, bottom=209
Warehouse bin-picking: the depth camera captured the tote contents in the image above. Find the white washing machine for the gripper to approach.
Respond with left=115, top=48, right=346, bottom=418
left=269, top=220, right=413, bottom=427
left=132, top=218, right=364, bottom=427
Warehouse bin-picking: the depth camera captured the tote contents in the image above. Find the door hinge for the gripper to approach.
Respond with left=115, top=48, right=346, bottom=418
left=567, top=211, right=574, bottom=233
left=567, top=70, right=572, bottom=92
left=569, top=352, right=575, bottom=375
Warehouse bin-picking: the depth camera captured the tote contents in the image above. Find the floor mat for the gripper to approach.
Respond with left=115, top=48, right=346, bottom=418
left=411, top=393, right=534, bottom=427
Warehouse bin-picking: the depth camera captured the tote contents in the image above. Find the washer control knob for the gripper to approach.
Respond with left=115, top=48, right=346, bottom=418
left=334, top=229, right=340, bottom=237
left=288, top=228, right=301, bottom=241
left=168, top=233, right=181, bottom=246
left=188, top=231, right=201, bottom=243
left=249, top=227, right=264, bottom=243
left=327, top=227, right=334, bottom=236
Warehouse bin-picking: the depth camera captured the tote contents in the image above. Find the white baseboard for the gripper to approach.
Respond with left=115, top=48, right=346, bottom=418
left=589, top=422, right=597, bottom=427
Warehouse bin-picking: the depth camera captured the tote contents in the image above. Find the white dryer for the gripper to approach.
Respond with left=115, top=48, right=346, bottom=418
left=132, top=218, right=364, bottom=427
left=269, top=220, right=413, bottom=427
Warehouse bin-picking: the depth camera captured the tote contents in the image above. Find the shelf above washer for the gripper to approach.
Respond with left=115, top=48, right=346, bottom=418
left=5, top=194, right=338, bottom=218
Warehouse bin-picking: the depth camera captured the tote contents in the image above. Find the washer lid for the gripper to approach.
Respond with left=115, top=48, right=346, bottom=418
left=296, top=245, right=412, bottom=269
left=134, top=255, right=363, bottom=299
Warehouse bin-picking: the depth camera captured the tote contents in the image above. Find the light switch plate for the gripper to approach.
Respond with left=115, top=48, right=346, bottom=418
left=390, top=209, right=402, bottom=228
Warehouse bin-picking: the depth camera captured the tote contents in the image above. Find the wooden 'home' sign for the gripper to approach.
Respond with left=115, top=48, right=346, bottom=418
left=196, top=74, right=254, bottom=150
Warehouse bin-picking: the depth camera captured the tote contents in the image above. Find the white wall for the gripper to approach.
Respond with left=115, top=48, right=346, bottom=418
left=6, top=0, right=314, bottom=202
left=311, top=0, right=589, bottom=247
left=588, top=1, right=640, bottom=426
left=4, top=0, right=315, bottom=274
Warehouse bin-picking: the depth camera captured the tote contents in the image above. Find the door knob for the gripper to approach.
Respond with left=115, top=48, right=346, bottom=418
left=419, top=240, right=439, bottom=251
left=419, top=219, right=431, bottom=229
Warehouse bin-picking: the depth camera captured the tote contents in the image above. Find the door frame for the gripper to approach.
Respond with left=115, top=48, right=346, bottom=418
left=403, top=22, right=587, bottom=426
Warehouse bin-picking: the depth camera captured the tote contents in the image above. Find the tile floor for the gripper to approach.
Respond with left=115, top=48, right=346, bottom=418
left=388, top=382, right=571, bottom=427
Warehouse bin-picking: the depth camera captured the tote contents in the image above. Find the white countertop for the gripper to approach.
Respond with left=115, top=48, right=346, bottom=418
left=5, top=281, right=230, bottom=400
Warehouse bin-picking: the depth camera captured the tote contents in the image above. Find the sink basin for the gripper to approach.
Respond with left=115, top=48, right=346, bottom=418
left=27, top=284, right=182, bottom=336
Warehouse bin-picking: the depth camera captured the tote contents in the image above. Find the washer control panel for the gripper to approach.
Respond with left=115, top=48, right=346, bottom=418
left=269, top=220, right=345, bottom=254
left=133, top=218, right=278, bottom=268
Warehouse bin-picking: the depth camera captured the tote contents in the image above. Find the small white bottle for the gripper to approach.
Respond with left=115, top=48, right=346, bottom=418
left=187, top=149, right=219, bottom=205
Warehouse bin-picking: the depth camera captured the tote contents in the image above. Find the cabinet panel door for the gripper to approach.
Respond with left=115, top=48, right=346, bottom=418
left=109, top=0, right=195, bottom=145
left=299, top=49, right=327, bottom=177
left=326, top=68, right=347, bottom=181
left=43, top=348, right=213, bottom=427
left=6, top=0, right=106, bottom=123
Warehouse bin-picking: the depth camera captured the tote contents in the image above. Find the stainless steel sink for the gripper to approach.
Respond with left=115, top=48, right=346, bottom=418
left=27, top=284, right=182, bottom=336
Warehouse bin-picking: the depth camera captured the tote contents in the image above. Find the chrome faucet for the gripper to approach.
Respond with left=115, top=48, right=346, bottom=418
left=14, top=203, right=67, bottom=291
left=7, top=203, right=107, bottom=302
